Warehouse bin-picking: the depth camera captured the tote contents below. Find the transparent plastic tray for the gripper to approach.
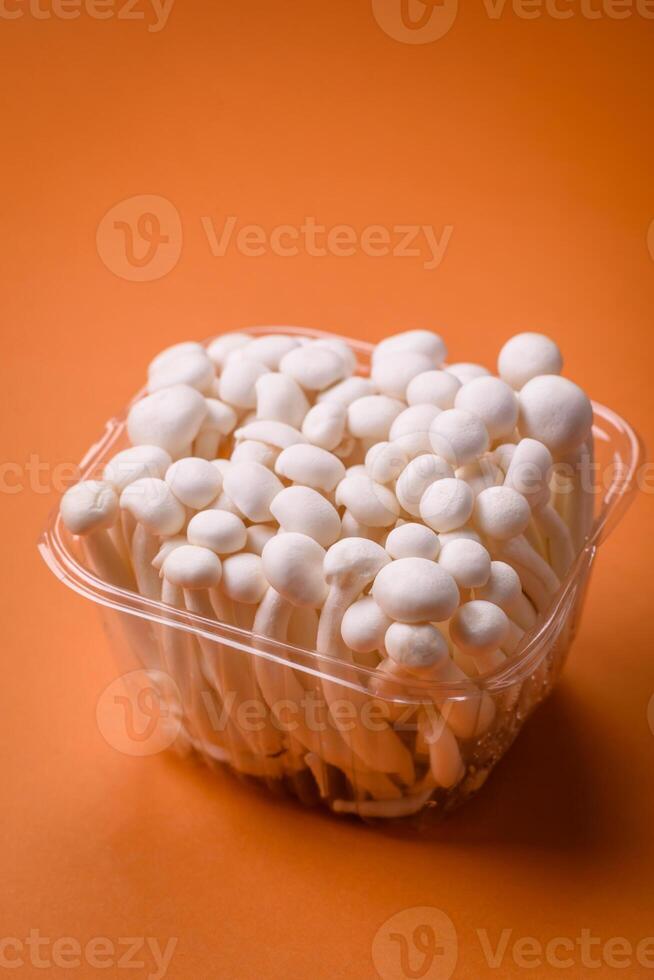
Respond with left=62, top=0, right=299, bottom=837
left=39, top=328, right=643, bottom=824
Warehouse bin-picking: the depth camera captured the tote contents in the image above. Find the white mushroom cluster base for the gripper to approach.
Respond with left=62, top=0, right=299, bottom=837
left=60, top=328, right=595, bottom=820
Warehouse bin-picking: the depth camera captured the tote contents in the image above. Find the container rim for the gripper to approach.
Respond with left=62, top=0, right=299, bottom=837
left=38, top=327, right=644, bottom=698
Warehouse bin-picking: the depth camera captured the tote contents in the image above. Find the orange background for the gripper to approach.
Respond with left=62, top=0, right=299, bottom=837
left=2, top=1, right=654, bottom=977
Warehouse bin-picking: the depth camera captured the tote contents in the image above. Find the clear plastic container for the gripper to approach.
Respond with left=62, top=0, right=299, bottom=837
left=38, top=328, right=643, bottom=825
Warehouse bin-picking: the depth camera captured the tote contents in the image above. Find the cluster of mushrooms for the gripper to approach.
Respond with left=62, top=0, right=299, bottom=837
left=60, top=328, right=595, bottom=818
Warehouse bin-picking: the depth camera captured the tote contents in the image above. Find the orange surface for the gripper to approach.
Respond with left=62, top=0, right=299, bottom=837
left=2, top=2, right=654, bottom=978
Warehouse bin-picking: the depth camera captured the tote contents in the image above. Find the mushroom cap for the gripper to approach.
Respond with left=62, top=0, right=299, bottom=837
left=384, top=622, right=450, bottom=673
left=429, top=409, right=490, bottom=466
left=365, top=441, right=409, bottom=485
left=504, top=438, right=553, bottom=505
left=389, top=404, right=442, bottom=458
left=244, top=523, right=277, bottom=555
left=222, top=461, right=284, bottom=523
left=103, top=445, right=172, bottom=493
left=341, top=596, right=392, bottom=654
left=498, top=332, right=563, bottom=390
left=270, top=485, right=341, bottom=547
left=316, top=376, right=377, bottom=407
left=445, top=363, right=490, bottom=385
left=454, top=376, right=519, bottom=442
left=151, top=535, right=186, bottom=571
left=218, top=358, right=269, bottom=409
left=312, top=337, right=358, bottom=375
left=450, top=600, right=510, bottom=658
left=438, top=538, right=492, bottom=589
left=419, top=478, right=475, bottom=533
left=475, top=560, right=523, bottom=610
left=148, top=341, right=205, bottom=375
left=335, top=474, right=400, bottom=528
left=371, top=350, right=435, bottom=400
left=120, top=478, right=187, bottom=536
left=165, top=457, right=222, bottom=509
left=234, top=420, right=307, bottom=450
left=221, top=552, right=268, bottom=604
left=255, top=372, right=309, bottom=428
left=372, top=557, right=459, bottom=623
left=127, top=384, right=208, bottom=459
left=187, top=509, right=247, bottom=555
left=279, top=344, right=348, bottom=391
left=206, top=332, right=252, bottom=369
left=275, top=444, right=345, bottom=492
left=261, top=532, right=327, bottom=607
left=162, top=544, right=222, bottom=590
left=147, top=347, right=214, bottom=395
left=406, top=369, right=461, bottom=409
left=385, top=522, right=441, bottom=561
left=395, top=454, right=454, bottom=517
left=473, top=485, right=531, bottom=541
left=518, top=375, right=593, bottom=457
left=231, top=440, right=280, bottom=468
left=236, top=333, right=300, bottom=369
left=347, top=395, right=405, bottom=442
left=198, top=398, right=238, bottom=436
left=323, top=537, right=390, bottom=588
left=301, top=401, right=347, bottom=451
left=373, top=330, right=447, bottom=367
left=61, top=480, right=119, bottom=535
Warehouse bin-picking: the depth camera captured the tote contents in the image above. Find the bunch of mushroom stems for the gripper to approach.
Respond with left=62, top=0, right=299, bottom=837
left=60, top=328, right=595, bottom=817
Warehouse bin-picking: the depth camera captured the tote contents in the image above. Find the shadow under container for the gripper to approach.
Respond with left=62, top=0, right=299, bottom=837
left=39, top=328, right=642, bottom=825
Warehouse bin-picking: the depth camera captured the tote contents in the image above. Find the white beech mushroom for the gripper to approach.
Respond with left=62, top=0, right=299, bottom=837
left=148, top=340, right=205, bottom=374
left=218, top=358, right=269, bottom=409
left=193, top=398, right=237, bottom=460
left=270, top=485, right=341, bottom=547
left=475, top=560, right=536, bottom=632
left=206, top=332, right=252, bottom=369
left=312, top=336, right=358, bottom=376
left=230, top=440, right=280, bottom=469
left=161, top=544, right=284, bottom=771
left=445, top=362, right=490, bottom=385
left=438, top=538, right=492, bottom=590
left=419, top=477, right=475, bottom=534
left=498, top=332, right=563, bottom=390
left=187, top=509, right=247, bottom=555
left=347, top=395, right=405, bottom=444
left=301, top=401, right=347, bottom=451
left=127, top=384, right=208, bottom=460
left=147, top=346, right=215, bottom=395
left=395, top=454, right=454, bottom=517
left=233, top=419, right=307, bottom=450
left=235, top=333, right=300, bottom=369
left=61, top=480, right=134, bottom=590
left=406, top=369, right=461, bottom=409
left=340, top=596, right=392, bottom=666
left=316, top=376, right=377, bottom=407
left=274, top=444, right=345, bottom=493
left=429, top=408, right=490, bottom=467
left=254, top=372, right=309, bottom=428
left=373, top=329, right=447, bottom=367
left=317, top=538, right=415, bottom=785
left=385, top=522, right=441, bottom=561
left=279, top=343, right=349, bottom=391
left=388, top=404, right=442, bottom=459
left=372, top=557, right=460, bottom=624
left=371, top=351, right=435, bottom=400
left=120, top=477, right=187, bottom=597
left=518, top=375, right=594, bottom=551
left=165, top=457, right=222, bottom=510
left=222, top=461, right=284, bottom=523
left=450, top=600, right=510, bottom=673
left=454, top=376, right=518, bottom=444
left=243, top=523, right=277, bottom=555
left=365, top=441, right=409, bottom=486
left=103, top=445, right=172, bottom=493
left=220, top=552, right=269, bottom=628
left=335, top=473, right=400, bottom=528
